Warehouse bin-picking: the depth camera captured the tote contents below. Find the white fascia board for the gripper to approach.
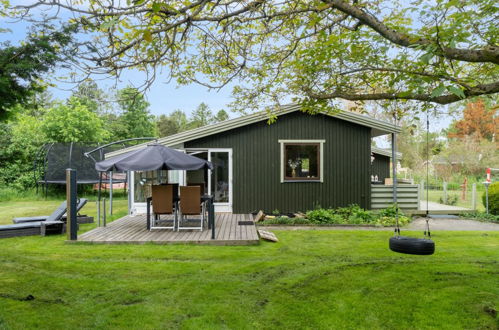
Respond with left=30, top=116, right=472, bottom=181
left=106, top=103, right=401, bottom=158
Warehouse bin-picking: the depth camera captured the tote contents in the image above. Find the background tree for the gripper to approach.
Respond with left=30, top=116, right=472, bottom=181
left=189, top=103, right=214, bottom=129
left=157, top=110, right=189, bottom=137
left=0, top=23, right=75, bottom=120
left=0, top=113, right=45, bottom=188
left=42, top=98, right=109, bottom=142
left=70, top=79, right=110, bottom=114
left=447, top=99, right=498, bottom=141
left=214, top=110, right=229, bottom=123
left=12, top=0, right=499, bottom=115
left=115, top=87, right=157, bottom=139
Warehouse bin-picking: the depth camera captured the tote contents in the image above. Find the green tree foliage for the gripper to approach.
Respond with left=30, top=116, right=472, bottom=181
left=12, top=1, right=499, bottom=114
left=0, top=23, right=75, bottom=120
left=115, top=87, right=156, bottom=139
left=157, top=109, right=189, bottom=137
left=42, top=98, right=109, bottom=143
left=189, top=102, right=213, bottom=129
left=0, top=114, right=45, bottom=188
left=214, top=110, right=229, bottom=123
left=397, top=125, right=445, bottom=173
left=482, top=182, right=499, bottom=215
left=157, top=105, right=230, bottom=137
left=70, top=79, right=110, bottom=114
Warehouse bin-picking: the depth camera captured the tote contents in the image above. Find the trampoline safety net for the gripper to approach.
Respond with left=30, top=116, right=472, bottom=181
left=36, top=142, right=127, bottom=185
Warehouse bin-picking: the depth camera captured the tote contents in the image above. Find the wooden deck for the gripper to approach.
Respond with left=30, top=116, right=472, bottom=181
left=75, top=213, right=260, bottom=245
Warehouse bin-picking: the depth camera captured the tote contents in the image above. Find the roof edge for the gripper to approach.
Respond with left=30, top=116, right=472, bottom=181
left=107, top=103, right=401, bottom=158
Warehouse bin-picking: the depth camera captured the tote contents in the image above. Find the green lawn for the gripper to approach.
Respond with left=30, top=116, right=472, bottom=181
left=424, top=189, right=485, bottom=211
left=0, top=225, right=497, bottom=328
left=0, top=198, right=128, bottom=226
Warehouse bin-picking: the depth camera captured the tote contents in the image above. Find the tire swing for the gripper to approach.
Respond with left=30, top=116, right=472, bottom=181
left=389, top=112, right=435, bottom=255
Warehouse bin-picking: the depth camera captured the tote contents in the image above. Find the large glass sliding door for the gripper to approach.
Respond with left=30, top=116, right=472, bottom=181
left=130, top=149, right=232, bottom=214
left=208, top=149, right=232, bottom=212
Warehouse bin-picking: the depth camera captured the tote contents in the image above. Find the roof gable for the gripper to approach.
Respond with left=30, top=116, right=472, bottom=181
left=107, top=103, right=401, bottom=158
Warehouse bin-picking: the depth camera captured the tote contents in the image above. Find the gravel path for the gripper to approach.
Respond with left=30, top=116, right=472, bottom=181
left=408, top=217, right=499, bottom=231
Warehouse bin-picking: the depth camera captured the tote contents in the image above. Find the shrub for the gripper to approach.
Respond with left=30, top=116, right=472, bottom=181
left=306, top=208, right=339, bottom=224
left=374, top=215, right=410, bottom=227
left=460, top=211, right=499, bottom=223
left=260, top=216, right=311, bottom=225
left=439, top=194, right=458, bottom=205
left=482, top=182, right=499, bottom=215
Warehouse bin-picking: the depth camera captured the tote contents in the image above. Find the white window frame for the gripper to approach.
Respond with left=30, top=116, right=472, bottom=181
left=279, top=139, right=325, bottom=183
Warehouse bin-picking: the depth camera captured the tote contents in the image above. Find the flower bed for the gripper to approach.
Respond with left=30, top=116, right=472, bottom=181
left=259, top=204, right=410, bottom=227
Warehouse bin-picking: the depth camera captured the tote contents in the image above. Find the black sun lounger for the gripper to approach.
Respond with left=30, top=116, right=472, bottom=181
left=12, top=199, right=88, bottom=224
left=0, top=221, right=65, bottom=239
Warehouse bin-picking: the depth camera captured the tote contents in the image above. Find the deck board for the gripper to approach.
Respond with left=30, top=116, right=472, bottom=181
left=74, top=213, right=259, bottom=245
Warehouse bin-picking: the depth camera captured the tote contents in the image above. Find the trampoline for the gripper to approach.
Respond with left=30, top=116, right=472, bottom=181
left=34, top=139, right=154, bottom=195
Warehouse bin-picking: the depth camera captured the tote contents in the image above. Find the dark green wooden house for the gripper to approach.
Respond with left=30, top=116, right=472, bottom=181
left=371, top=147, right=402, bottom=184
left=109, top=104, right=402, bottom=214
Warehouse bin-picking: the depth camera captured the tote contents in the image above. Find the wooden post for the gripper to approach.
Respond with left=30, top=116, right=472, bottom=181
left=66, top=169, right=77, bottom=241
left=472, top=183, right=477, bottom=210
left=461, top=177, right=467, bottom=201
left=443, top=182, right=448, bottom=204
left=146, top=197, right=152, bottom=230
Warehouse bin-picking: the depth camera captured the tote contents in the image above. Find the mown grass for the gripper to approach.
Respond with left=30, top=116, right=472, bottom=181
left=424, top=189, right=485, bottom=211
left=0, top=198, right=128, bottom=226
left=0, top=228, right=497, bottom=329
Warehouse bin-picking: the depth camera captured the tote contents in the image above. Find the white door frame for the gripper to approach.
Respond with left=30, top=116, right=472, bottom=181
left=129, top=148, right=233, bottom=214
left=206, top=148, right=233, bottom=213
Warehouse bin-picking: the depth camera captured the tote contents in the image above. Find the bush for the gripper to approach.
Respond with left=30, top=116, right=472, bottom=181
left=482, top=182, right=499, bottom=215
left=306, top=208, right=342, bottom=224
left=261, top=216, right=312, bottom=225
left=460, top=211, right=499, bottom=223
left=438, top=194, right=458, bottom=206
left=303, top=204, right=409, bottom=227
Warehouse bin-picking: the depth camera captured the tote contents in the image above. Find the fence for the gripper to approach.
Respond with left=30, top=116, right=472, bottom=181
left=418, top=180, right=485, bottom=211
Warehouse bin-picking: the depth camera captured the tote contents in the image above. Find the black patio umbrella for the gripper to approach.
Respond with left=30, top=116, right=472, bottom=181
left=95, top=143, right=213, bottom=172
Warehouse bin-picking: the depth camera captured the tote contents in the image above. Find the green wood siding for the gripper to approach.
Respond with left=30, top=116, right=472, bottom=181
left=185, top=112, right=372, bottom=213
left=371, top=154, right=390, bottom=183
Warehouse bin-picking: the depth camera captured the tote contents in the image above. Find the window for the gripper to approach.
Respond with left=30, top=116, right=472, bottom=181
left=279, top=140, right=324, bottom=182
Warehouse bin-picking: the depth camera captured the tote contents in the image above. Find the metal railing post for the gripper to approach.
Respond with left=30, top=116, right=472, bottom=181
left=443, top=182, right=448, bottom=204
left=103, top=198, right=107, bottom=227
left=97, top=200, right=101, bottom=227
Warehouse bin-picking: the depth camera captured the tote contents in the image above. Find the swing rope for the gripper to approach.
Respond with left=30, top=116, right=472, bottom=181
left=425, top=111, right=431, bottom=239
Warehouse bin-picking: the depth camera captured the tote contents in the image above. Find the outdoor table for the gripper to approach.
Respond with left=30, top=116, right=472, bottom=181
left=146, top=193, right=215, bottom=239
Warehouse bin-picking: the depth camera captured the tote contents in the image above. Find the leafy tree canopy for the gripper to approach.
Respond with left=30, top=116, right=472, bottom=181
left=115, top=87, right=157, bottom=139
left=447, top=99, right=498, bottom=141
left=157, top=105, right=230, bottom=137
left=9, top=0, right=499, bottom=114
left=0, top=22, right=75, bottom=120
left=42, top=98, right=109, bottom=142
left=70, top=79, right=111, bottom=114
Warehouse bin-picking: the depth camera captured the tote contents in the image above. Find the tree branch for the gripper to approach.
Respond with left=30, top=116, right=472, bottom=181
left=321, top=0, right=499, bottom=64
left=303, top=80, right=499, bottom=105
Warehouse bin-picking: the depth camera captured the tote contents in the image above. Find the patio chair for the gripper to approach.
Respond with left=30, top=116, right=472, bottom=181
left=178, top=186, right=206, bottom=231
left=12, top=199, right=88, bottom=224
left=150, top=185, right=176, bottom=230
left=187, top=183, right=205, bottom=196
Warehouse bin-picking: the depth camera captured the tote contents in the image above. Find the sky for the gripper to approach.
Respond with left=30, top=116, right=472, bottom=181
left=1, top=4, right=456, bottom=130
